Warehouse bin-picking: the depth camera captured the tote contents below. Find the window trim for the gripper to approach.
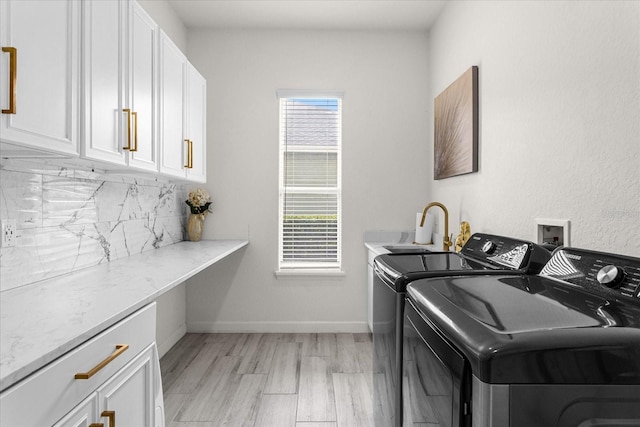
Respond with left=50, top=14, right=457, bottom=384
left=276, top=91, right=344, bottom=274
left=274, top=269, right=346, bottom=278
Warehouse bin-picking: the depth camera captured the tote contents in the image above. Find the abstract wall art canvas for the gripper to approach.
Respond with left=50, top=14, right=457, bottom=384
left=434, top=66, right=478, bottom=180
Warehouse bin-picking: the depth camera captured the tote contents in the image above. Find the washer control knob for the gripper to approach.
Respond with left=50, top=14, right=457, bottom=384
left=596, top=265, right=625, bottom=288
left=482, top=241, right=497, bottom=254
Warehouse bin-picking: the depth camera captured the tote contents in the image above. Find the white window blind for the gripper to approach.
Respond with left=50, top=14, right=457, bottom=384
left=278, top=95, right=342, bottom=271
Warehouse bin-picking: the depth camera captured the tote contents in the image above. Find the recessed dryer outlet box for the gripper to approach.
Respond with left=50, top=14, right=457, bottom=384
left=1, top=219, right=17, bottom=248
left=535, top=218, right=570, bottom=248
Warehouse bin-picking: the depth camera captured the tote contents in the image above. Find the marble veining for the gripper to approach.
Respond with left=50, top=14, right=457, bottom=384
left=0, top=170, right=43, bottom=229
left=1, top=160, right=187, bottom=291
left=0, top=239, right=249, bottom=392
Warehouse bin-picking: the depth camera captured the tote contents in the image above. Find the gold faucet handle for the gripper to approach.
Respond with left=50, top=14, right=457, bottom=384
left=443, top=233, right=453, bottom=251
left=455, top=222, right=471, bottom=252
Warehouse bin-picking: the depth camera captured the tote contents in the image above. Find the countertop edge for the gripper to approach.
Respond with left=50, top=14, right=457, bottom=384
left=0, top=239, right=248, bottom=392
left=153, top=240, right=249, bottom=298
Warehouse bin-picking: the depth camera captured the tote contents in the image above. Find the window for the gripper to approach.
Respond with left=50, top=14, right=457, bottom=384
left=278, top=92, right=342, bottom=273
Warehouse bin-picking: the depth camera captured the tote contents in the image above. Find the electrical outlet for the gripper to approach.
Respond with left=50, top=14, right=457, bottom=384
left=1, top=219, right=17, bottom=248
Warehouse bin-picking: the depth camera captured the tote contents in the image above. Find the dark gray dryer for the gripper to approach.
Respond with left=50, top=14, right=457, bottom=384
left=372, top=233, right=551, bottom=427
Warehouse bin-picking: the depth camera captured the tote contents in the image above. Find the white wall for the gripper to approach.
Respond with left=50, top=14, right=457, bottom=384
left=152, top=0, right=639, bottom=340
left=427, top=1, right=640, bottom=256
left=184, top=29, right=431, bottom=332
left=138, top=0, right=186, bottom=52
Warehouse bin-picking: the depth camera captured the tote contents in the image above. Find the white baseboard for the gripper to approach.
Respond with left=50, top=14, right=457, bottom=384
left=157, top=324, right=187, bottom=358
left=186, top=321, right=370, bottom=334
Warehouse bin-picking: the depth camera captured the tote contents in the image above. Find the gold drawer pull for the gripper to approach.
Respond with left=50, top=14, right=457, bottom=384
left=131, top=111, right=138, bottom=152
left=2, top=47, right=17, bottom=114
left=123, top=109, right=132, bottom=150
left=102, top=410, right=115, bottom=427
left=184, top=139, right=193, bottom=168
left=89, top=424, right=104, bottom=427
left=75, top=344, right=129, bottom=380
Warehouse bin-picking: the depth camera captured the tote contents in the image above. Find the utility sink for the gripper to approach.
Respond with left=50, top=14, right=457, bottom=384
left=382, top=244, right=432, bottom=253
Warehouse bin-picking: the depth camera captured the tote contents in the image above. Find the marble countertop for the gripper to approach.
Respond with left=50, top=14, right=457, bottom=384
left=0, top=239, right=248, bottom=392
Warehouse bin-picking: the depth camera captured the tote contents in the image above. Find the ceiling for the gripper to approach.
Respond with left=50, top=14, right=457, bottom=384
left=166, top=0, right=448, bottom=31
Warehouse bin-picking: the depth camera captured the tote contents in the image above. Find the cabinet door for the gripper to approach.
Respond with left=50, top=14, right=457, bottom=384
left=367, top=261, right=374, bottom=332
left=185, top=63, right=207, bottom=183
left=127, top=1, right=158, bottom=172
left=0, top=0, right=79, bottom=156
left=97, top=345, right=157, bottom=427
left=82, top=0, right=127, bottom=165
left=158, top=31, right=187, bottom=179
left=52, top=394, right=98, bottom=427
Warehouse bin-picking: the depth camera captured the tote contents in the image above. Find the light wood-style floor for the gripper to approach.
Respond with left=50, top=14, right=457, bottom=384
left=160, top=333, right=375, bottom=427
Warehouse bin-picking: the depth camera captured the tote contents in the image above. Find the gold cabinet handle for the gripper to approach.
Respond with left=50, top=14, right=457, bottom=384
left=75, top=344, right=129, bottom=380
left=89, top=424, right=104, bottom=427
left=101, top=410, right=115, bottom=427
left=131, top=111, right=138, bottom=152
left=184, top=139, right=193, bottom=168
left=2, top=47, right=17, bottom=114
left=123, top=109, right=132, bottom=150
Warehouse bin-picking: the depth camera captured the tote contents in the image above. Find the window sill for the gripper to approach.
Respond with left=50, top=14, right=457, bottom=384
left=275, top=269, right=346, bottom=277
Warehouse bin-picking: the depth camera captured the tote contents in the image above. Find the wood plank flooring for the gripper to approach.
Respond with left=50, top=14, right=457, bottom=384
left=160, top=333, right=374, bottom=427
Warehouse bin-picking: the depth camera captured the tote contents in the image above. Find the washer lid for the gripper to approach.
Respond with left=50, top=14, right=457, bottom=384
left=407, top=275, right=640, bottom=384
left=377, top=252, right=492, bottom=275
left=431, top=276, right=607, bottom=333
left=374, top=252, right=502, bottom=292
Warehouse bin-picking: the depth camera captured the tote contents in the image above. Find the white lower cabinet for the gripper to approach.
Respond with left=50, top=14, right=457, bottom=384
left=54, top=345, right=162, bottom=427
left=52, top=394, right=98, bottom=427
left=367, top=249, right=377, bottom=332
left=97, top=345, right=160, bottom=427
left=0, top=303, right=164, bottom=427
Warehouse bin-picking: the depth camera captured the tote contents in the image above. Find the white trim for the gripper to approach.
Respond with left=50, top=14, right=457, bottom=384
left=275, top=269, right=346, bottom=277
left=157, top=323, right=187, bottom=358
left=186, top=320, right=369, bottom=334
left=278, top=96, right=342, bottom=271
left=276, top=89, right=345, bottom=99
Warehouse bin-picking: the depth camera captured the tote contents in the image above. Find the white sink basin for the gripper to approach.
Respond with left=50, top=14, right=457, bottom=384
left=382, top=244, right=432, bottom=253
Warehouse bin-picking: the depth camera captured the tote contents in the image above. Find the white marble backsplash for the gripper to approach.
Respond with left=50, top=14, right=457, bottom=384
left=0, top=160, right=187, bottom=291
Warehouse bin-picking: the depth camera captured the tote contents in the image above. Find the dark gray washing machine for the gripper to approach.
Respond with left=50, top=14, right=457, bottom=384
left=372, top=233, right=551, bottom=427
left=403, top=247, right=640, bottom=426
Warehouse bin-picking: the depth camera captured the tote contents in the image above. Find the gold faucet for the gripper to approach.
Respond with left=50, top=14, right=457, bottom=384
left=420, top=202, right=452, bottom=252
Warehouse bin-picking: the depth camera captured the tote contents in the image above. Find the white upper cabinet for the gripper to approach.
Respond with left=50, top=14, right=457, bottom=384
left=185, top=63, right=207, bottom=183
left=1, top=0, right=204, bottom=181
left=83, top=0, right=158, bottom=172
left=128, top=2, right=158, bottom=171
left=159, top=32, right=207, bottom=182
left=158, top=32, right=186, bottom=179
left=0, top=0, right=80, bottom=157
left=82, top=0, right=124, bottom=165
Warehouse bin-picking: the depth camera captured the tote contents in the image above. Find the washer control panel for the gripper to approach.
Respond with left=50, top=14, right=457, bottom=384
left=540, top=248, right=640, bottom=301
left=460, top=233, right=550, bottom=271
